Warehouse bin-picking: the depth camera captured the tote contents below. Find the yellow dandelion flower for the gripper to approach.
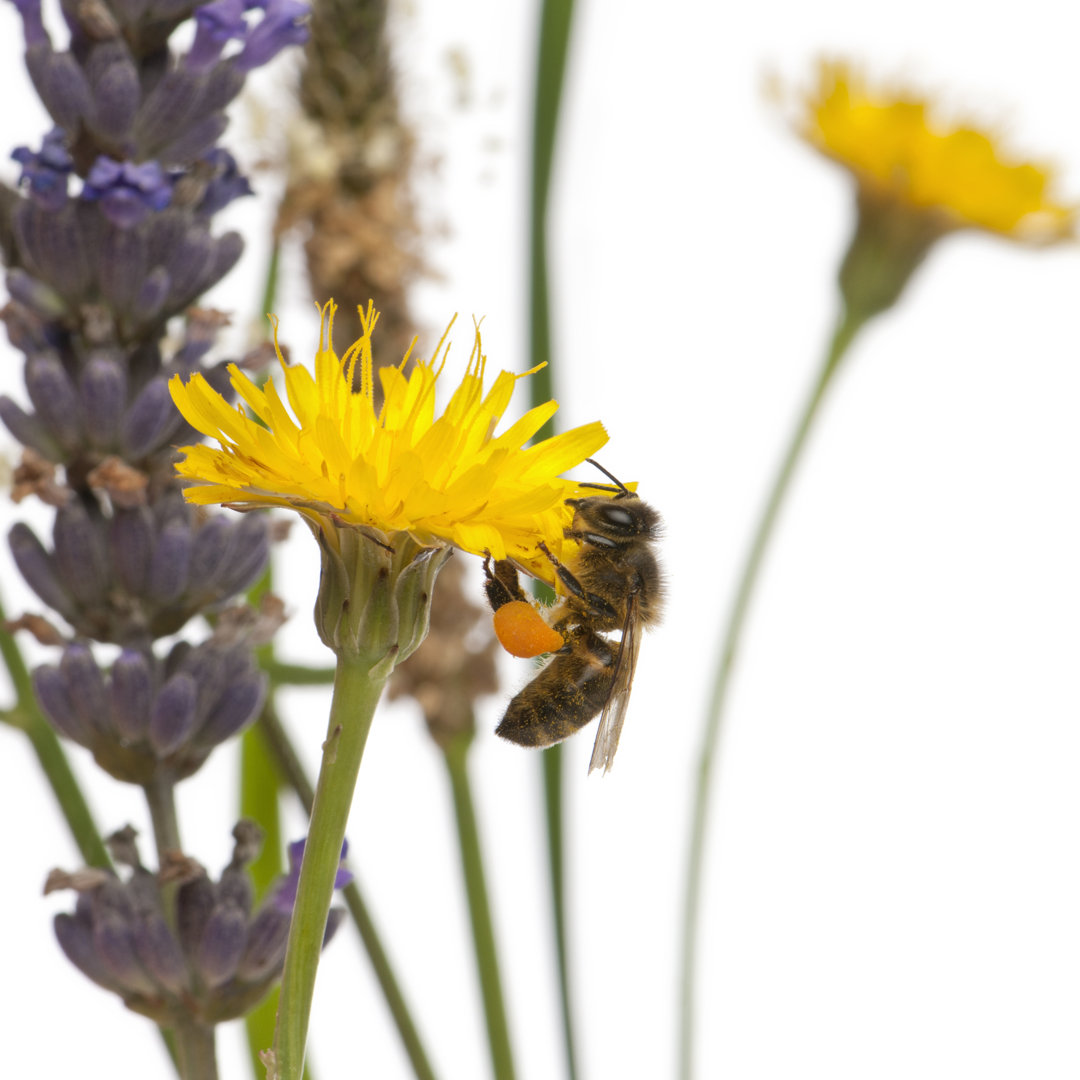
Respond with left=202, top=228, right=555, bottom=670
left=168, top=301, right=608, bottom=587
left=796, top=59, right=1075, bottom=242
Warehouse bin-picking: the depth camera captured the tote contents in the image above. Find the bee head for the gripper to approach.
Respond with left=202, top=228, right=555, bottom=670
left=565, top=493, right=660, bottom=548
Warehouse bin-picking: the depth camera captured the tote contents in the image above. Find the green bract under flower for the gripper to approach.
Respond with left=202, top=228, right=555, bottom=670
left=169, top=301, right=609, bottom=585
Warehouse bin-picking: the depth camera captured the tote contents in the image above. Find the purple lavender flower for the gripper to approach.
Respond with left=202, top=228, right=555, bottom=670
left=273, top=838, right=353, bottom=911
left=11, top=0, right=48, bottom=48
left=11, top=130, right=73, bottom=211
left=186, top=0, right=249, bottom=73
left=82, top=158, right=172, bottom=229
left=235, top=0, right=310, bottom=73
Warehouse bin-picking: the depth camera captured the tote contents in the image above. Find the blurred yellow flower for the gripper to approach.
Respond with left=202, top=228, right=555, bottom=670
left=169, top=301, right=608, bottom=586
left=796, top=59, right=1075, bottom=243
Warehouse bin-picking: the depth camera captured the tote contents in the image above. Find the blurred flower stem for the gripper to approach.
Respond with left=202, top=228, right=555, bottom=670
left=271, top=654, right=384, bottom=1080
left=257, top=701, right=439, bottom=1080
left=0, top=593, right=109, bottom=869
left=678, top=306, right=864, bottom=1080
left=530, top=3, right=580, bottom=1079
left=443, top=731, right=517, bottom=1080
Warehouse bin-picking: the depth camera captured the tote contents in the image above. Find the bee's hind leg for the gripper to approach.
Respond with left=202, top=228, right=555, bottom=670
left=482, top=551, right=528, bottom=611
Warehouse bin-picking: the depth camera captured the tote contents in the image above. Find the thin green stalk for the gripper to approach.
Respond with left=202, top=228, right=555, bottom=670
left=0, top=598, right=110, bottom=869
left=174, top=1016, right=219, bottom=1080
left=271, top=654, right=385, bottom=1080
left=258, top=705, right=440, bottom=1080
left=265, top=660, right=337, bottom=687
left=443, top=731, right=516, bottom=1080
left=529, top=4, right=580, bottom=1079
left=677, top=308, right=865, bottom=1080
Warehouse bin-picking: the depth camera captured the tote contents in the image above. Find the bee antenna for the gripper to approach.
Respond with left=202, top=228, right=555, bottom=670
left=584, top=458, right=630, bottom=496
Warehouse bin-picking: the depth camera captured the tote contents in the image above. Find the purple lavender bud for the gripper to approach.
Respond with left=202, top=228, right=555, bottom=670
left=80, top=354, right=127, bottom=450
left=176, top=873, right=215, bottom=959
left=5, top=269, right=68, bottom=319
left=197, top=671, right=265, bottom=745
left=217, top=864, right=254, bottom=912
left=83, top=158, right=172, bottom=230
left=122, top=377, right=176, bottom=459
left=236, top=904, right=288, bottom=981
left=25, top=354, right=82, bottom=452
left=110, top=507, right=153, bottom=595
left=146, top=517, right=191, bottom=603
left=156, top=113, right=229, bottom=169
left=196, top=907, right=247, bottom=988
left=59, top=644, right=111, bottom=737
left=200, top=228, right=243, bottom=295
left=186, top=0, right=247, bottom=73
left=235, top=0, right=309, bottom=73
left=197, top=147, right=253, bottom=215
left=189, top=515, right=232, bottom=583
left=97, top=225, right=148, bottom=315
left=33, top=664, right=90, bottom=744
left=110, top=649, right=154, bottom=742
left=209, top=513, right=268, bottom=595
left=162, top=226, right=213, bottom=304
left=9, top=522, right=75, bottom=619
left=0, top=395, right=61, bottom=459
left=133, top=267, right=171, bottom=325
left=86, top=45, right=140, bottom=143
left=131, top=913, right=187, bottom=994
left=93, top=912, right=157, bottom=996
left=54, top=500, right=110, bottom=606
left=14, top=202, right=91, bottom=302
left=134, top=70, right=201, bottom=157
left=148, top=671, right=197, bottom=755
left=13, top=0, right=48, bottom=47
left=12, top=129, right=73, bottom=211
left=55, top=912, right=124, bottom=993
left=39, top=52, right=93, bottom=130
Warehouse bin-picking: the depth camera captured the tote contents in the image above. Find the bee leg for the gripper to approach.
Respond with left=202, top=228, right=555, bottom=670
left=483, top=551, right=528, bottom=611
left=537, top=541, right=620, bottom=624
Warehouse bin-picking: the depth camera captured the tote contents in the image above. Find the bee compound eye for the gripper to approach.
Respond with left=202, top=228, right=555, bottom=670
left=601, top=505, right=635, bottom=529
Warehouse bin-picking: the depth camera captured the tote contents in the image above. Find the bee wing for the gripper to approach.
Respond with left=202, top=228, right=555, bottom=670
left=588, top=593, right=642, bottom=774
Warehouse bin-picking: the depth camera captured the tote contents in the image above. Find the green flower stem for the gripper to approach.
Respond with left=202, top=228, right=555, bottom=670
left=0, top=600, right=110, bottom=869
left=143, top=771, right=182, bottom=859
left=677, top=308, right=866, bottom=1080
left=257, top=704, right=440, bottom=1080
left=542, top=745, right=577, bottom=1080
left=530, top=4, right=580, bottom=1078
left=271, top=653, right=385, bottom=1080
left=241, top=718, right=292, bottom=1079
left=442, top=731, right=517, bottom=1080
left=265, top=660, right=337, bottom=687
left=173, top=1016, right=219, bottom=1080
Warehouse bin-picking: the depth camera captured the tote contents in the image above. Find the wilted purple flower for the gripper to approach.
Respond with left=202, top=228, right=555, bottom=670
left=197, top=147, right=253, bottom=215
left=235, top=0, right=310, bottom=73
left=273, top=838, right=354, bottom=912
left=11, top=129, right=73, bottom=211
left=82, top=158, right=172, bottom=229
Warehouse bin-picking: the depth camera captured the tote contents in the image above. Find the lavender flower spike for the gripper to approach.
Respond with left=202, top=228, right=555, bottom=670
left=11, top=0, right=47, bottom=47
left=82, top=158, right=172, bottom=229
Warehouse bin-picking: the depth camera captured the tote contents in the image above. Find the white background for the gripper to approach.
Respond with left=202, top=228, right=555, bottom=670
left=3, top=1, right=1080, bottom=1078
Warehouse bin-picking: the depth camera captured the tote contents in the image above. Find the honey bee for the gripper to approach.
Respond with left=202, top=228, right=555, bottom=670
left=483, top=460, right=663, bottom=773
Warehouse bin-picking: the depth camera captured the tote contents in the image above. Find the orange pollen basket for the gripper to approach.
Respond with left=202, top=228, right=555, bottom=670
left=492, top=601, right=565, bottom=659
